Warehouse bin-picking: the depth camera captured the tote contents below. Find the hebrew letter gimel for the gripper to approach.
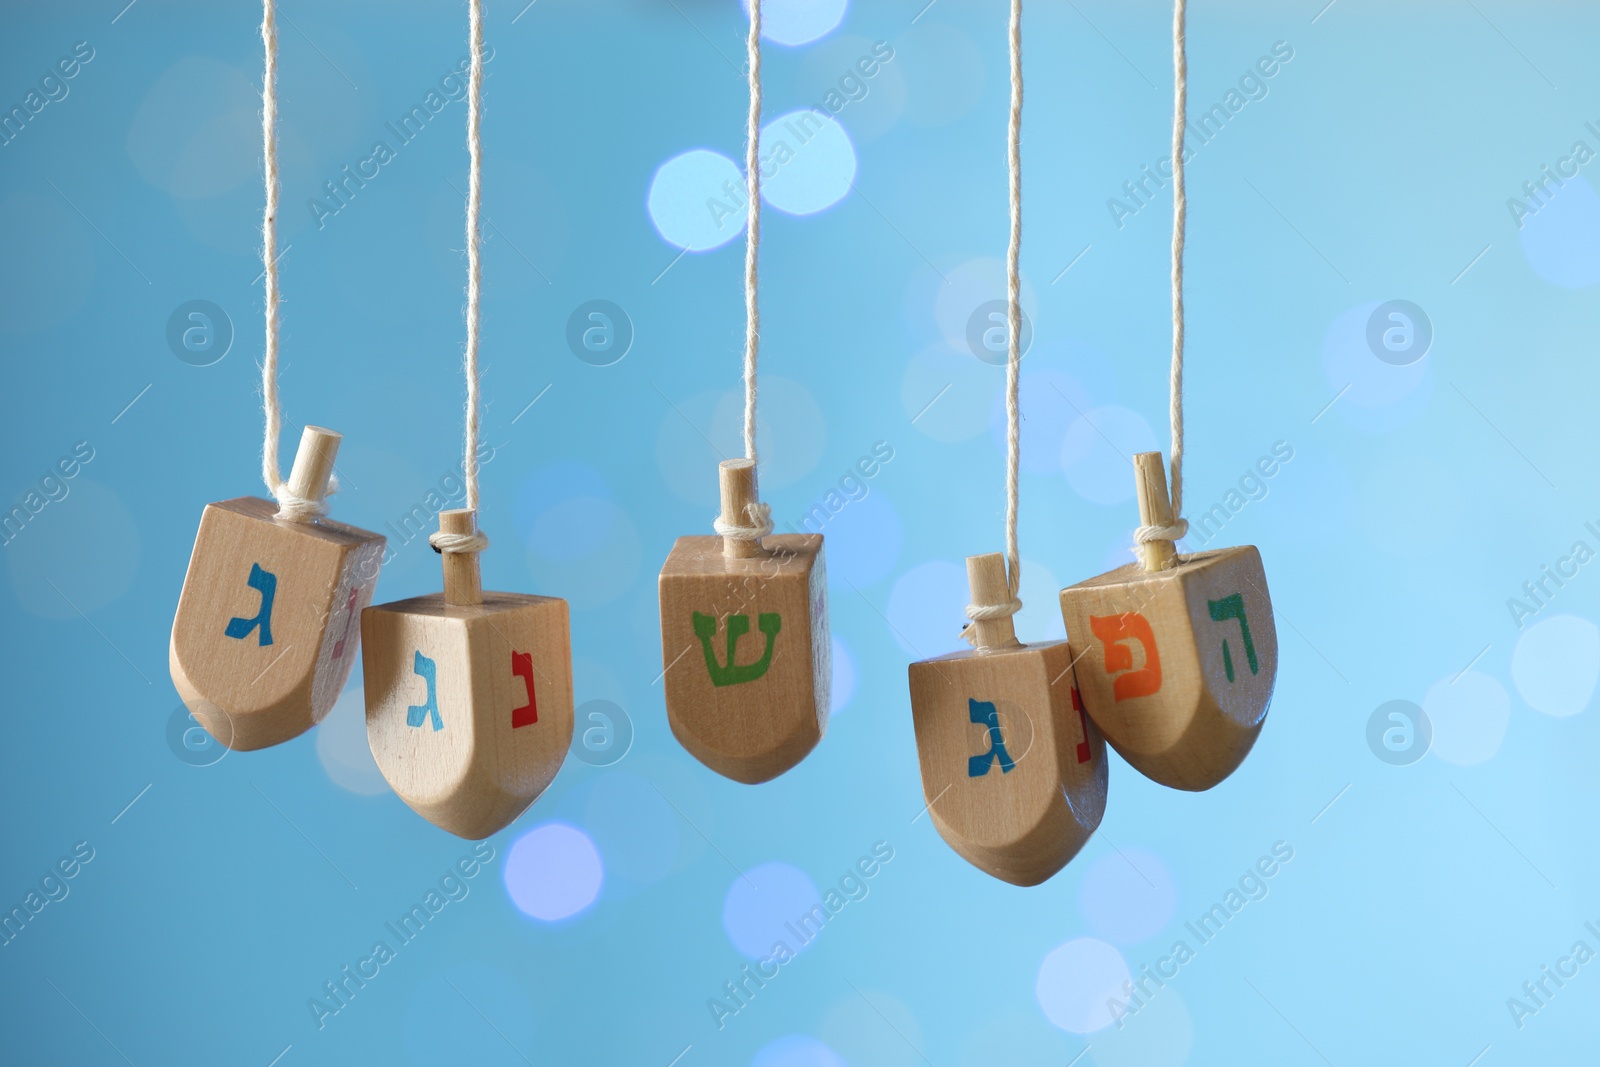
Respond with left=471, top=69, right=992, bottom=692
left=692, top=611, right=781, bottom=687
left=511, top=650, right=537, bottom=728
left=1088, top=612, right=1162, bottom=701
left=1206, top=593, right=1258, bottom=683
left=224, top=562, right=277, bottom=646
left=406, top=650, right=443, bottom=731
left=967, top=699, right=1016, bottom=777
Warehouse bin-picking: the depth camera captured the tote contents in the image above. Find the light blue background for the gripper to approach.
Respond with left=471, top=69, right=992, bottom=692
left=3, top=1, right=1599, bottom=1064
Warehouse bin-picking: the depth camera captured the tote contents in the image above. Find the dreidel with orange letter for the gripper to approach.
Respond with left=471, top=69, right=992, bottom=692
left=1059, top=452, right=1277, bottom=791
left=362, top=509, right=573, bottom=839
left=170, top=426, right=385, bottom=751
left=908, top=553, right=1107, bottom=887
left=659, top=459, right=829, bottom=784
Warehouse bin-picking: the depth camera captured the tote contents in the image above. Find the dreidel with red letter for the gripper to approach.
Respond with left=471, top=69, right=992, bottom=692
left=908, top=553, right=1107, bottom=887
left=659, top=459, right=829, bottom=784
left=170, top=426, right=385, bottom=750
left=1059, top=452, right=1277, bottom=791
left=362, top=509, right=573, bottom=839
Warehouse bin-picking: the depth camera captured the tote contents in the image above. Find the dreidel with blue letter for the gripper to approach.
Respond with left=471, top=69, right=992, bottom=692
left=659, top=458, right=829, bottom=783
left=362, top=508, right=573, bottom=839
left=170, top=426, right=385, bottom=750
left=908, top=553, right=1107, bottom=887
left=1059, top=452, right=1277, bottom=791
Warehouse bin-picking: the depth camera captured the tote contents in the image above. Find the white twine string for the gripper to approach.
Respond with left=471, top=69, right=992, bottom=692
left=258, top=0, right=326, bottom=523
left=259, top=0, right=333, bottom=523
left=260, top=0, right=281, bottom=502
left=1137, top=0, right=1190, bottom=548
left=431, top=0, right=488, bottom=557
left=742, top=0, right=761, bottom=466
left=714, top=505, right=773, bottom=542
left=710, top=0, right=770, bottom=545
left=963, top=0, right=1025, bottom=645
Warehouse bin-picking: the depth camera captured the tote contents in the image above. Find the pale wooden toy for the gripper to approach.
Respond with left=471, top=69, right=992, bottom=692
left=362, top=509, right=573, bottom=840
left=170, top=426, right=384, bottom=751
left=659, top=459, right=829, bottom=784
left=909, top=553, right=1106, bottom=887
left=1059, top=452, right=1276, bottom=791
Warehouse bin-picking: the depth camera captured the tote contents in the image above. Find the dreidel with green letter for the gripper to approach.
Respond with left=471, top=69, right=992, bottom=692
left=1059, top=452, right=1277, bottom=791
left=908, top=553, right=1107, bottom=887
left=170, top=426, right=385, bottom=751
left=362, top=508, right=573, bottom=839
left=658, top=458, right=829, bottom=784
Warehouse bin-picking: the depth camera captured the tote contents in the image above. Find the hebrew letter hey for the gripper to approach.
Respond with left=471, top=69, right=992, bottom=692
left=511, top=650, right=537, bottom=729
left=406, top=650, right=443, bottom=731
left=1206, top=593, right=1258, bottom=683
left=1088, top=612, right=1162, bottom=701
left=967, top=698, right=1016, bottom=778
left=692, top=611, right=781, bottom=687
left=224, top=562, right=277, bottom=647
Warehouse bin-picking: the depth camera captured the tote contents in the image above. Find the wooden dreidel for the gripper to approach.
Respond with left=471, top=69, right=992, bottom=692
left=908, top=553, right=1107, bottom=887
left=170, top=426, right=385, bottom=751
left=362, top=510, right=574, bottom=839
left=659, top=459, right=829, bottom=784
left=1059, top=452, right=1277, bottom=791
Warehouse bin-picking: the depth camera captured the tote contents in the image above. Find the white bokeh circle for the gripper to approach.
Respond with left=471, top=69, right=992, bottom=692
left=647, top=148, right=746, bottom=251
left=316, top=683, right=387, bottom=796
left=1036, top=937, right=1131, bottom=1034
left=503, top=823, right=604, bottom=921
left=886, top=560, right=967, bottom=658
left=1520, top=176, right=1600, bottom=288
left=722, top=861, right=822, bottom=959
left=830, top=636, right=856, bottom=717
left=748, top=0, right=849, bottom=46
left=1511, top=613, right=1599, bottom=717
left=1078, top=847, right=1177, bottom=946
left=761, top=109, right=857, bottom=216
left=1424, top=670, right=1511, bottom=766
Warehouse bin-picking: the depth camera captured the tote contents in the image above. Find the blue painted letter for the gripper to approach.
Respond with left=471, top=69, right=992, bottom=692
left=967, top=698, right=1015, bottom=777
left=406, top=650, right=443, bottom=731
left=224, top=562, right=277, bottom=646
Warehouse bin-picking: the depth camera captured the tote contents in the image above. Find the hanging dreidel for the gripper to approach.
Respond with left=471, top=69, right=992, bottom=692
left=909, top=554, right=1106, bottom=887
left=656, top=0, right=830, bottom=784
left=362, top=1, right=572, bottom=840
left=1059, top=453, right=1276, bottom=791
left=1060, top=0, right=1276, bottom=792
left=171, top=426, right=385, bottom=750
left=170, top=9, right=384, bottom=751
left=362, top=509, right=574, bottom=839
left=659, top=459, right=828, bottom=784
left=906, top=0, right=1104, bottom=885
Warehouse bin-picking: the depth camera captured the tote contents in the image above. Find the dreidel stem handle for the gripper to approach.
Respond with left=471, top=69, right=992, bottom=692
left=966, top=552, right=1019, bottom=650
left=719, top=459, right=763, bottom=560
left=285, top=425, right=340, bottom=506
left=1134, top=451, right=1180, bottom=573
left=440, top=508, right=485, bottom=606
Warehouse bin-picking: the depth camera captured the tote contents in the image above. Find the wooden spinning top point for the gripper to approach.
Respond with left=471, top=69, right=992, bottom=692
left=362, top=508, right=573, bottom=839
left=169, top=425, right=385, bottom=751
left=658, top=459, right=830, bottom=784
left=1060, top=452, right=1278, bottom=792
left=907, top=553, right=1106, bottom=886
